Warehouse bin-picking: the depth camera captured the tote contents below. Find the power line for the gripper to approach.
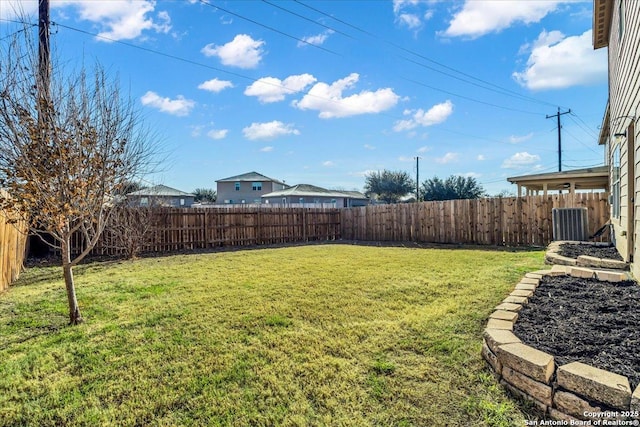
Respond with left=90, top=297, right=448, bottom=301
left=197, top=0, right=341, bottom=56
left=50, top=22, right=398, bottom=122
left=293, top=0, right=562, bottom=110
left=47, top=18, right=578, bottom=156
left=48, top=3, right=557, bottom=123
left=567, top=112, right=599, bottom=140
left=562, top=127, right=601, bottom=155
left=51, top=21, right=555, bottom=147
left=260, top=0, right=352, bottom=39
left=402, top=77, right=543, bottom=116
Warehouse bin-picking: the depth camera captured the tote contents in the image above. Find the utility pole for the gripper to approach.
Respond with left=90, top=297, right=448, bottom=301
left=38, top=0, right=51, bottom=119
left=39, top=0, right=50, bottom=92
left=415, top=156, right=421, bottom=201
left=546, top=107, right=571, bottom=172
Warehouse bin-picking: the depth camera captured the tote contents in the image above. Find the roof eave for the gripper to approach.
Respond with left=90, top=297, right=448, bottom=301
left=592, top=0, right=612, bottom=49
left=598, top=102, right=610, bottom=146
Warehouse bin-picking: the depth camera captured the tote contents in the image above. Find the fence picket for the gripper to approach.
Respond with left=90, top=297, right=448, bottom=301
left=0, top=190, right=28, bottom=291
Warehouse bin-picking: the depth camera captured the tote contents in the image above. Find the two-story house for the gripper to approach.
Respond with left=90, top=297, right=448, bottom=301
left=593, top=0, right=640, bottom=273
left=216, top=172, right=288, bottom=205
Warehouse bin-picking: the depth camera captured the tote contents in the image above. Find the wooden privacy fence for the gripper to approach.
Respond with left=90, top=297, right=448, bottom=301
left=0, top=190, right=28, bottom=291
left=341, top=193, right=610, bottom=247
left=72, top=207, right=342, bottom=256
left=67, top=193, right=610, bottom=257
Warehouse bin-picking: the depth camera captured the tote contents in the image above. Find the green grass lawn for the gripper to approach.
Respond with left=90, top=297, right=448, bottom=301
left=0, top=244, right=545, bottom=426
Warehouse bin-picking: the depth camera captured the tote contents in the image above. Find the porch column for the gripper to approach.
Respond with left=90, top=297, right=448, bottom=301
left=569, top=182, right=576, bottom=206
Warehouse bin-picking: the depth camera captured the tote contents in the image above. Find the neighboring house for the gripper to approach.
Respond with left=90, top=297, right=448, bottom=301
left=261, top=184, right=369, bottom=208
left=593, top=0, right=639, bottom=269
left=127, top=185, right=195, bottom=208
left=216, top=172, right=288, bottom=205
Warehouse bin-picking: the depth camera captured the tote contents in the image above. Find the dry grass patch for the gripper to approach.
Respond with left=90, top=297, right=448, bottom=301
left=0, top=244, right=544, bottom=426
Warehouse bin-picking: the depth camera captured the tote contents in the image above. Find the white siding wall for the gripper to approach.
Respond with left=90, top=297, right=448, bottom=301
left=607, top=0, right=640, bottom=273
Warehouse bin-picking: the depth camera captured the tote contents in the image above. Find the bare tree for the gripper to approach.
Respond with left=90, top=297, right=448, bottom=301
left=107, top=205, right=158, bottom=260
left=0, top=23, right=159, bottom=324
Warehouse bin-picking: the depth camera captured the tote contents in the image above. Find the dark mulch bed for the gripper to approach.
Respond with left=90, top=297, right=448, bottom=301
left=558, top=243, right=623, bottom=261
left=513, top=275, right=640, bottom=389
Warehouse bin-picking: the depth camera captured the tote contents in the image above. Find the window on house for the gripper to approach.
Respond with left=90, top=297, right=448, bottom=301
left=235, top=182, right=240, bottom=191
left=140, top=197, right=148, bottom=206
left=619, top=0, right=625, bottom=41
left=612, top=145, right=621, bottom=218
left=180, top=199, right=185, bottom=206
left=252, top=182, right=262, bottom=191
left=299, top=198, right=304, bottom=204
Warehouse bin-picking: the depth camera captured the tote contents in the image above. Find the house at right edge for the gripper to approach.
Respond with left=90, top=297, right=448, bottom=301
left=593, top=0, right=640, bottom=276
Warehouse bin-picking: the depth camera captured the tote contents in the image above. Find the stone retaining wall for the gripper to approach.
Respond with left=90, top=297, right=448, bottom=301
left=483, top=265, right=640, bottom=422
left=545, top=241, right=629, bottom=270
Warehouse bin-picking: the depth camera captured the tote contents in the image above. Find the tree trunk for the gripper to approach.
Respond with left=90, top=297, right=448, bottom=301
left=61, top=239, right=83, bottom=325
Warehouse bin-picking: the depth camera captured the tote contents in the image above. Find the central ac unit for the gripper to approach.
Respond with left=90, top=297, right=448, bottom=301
left=552, top=208, right=589, bottom=241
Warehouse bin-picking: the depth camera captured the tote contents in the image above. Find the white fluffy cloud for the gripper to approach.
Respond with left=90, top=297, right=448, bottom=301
left=0, top=1, right=37, bottom=19
left=245, top=74, right=317, bottom=103
left=3, top=0, right=171, bottom=40
left=70, top=0, right=170, bottom=41
left=242, top=121, right=300, bottom=140
left=436, top=152, right=459, bottom=164
left=443, top=1, right=563, bottom=39
left=392, top=0, right=432, bottom=30
left=297, top=30, right=334, bottom=47
left=293, top=73, right=399, bottom=119
left=513, top=30, right=607, bottom=90
left=393, top=100, right=454, bottom=132
left=509, top=133, right=534, bottom=144
left=397, top=13, right=422, bottom=29
left=502, top=152, right=541, bottom=169
left=198, top=78, right=234, bottom=93
left=207, top=129, right=228, bottom=140
left=202, top=34, right=265, bottom=69
left=140, top=91, right=195, bottom=116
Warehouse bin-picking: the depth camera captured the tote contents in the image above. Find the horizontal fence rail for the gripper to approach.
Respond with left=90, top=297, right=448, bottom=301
left=341, top=193, right=610, bottom=246
left=1, top=191, right=28, bottom=291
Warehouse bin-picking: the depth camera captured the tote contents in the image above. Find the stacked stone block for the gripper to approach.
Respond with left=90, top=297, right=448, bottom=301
left=545, top=240, right=629, bottom=270
left=482, top=267, right=640, bottom=421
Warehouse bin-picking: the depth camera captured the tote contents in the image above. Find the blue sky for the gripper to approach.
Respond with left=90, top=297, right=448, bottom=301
left=1, top=0, right=608, bottom=195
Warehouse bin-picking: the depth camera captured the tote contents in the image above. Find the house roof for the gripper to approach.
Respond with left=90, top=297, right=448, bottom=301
left=262, top=184, right=367, bottom=199
left=339, top=190, right=369, bottom=200
left=598, top=102, right=610, bottom=146
left=127, top=184, right=194, bottom=197
left=593, top=0, right=612, bottom=49
left=507, top=166, right=609, bottom=192
left=216, top=171, right=286, bottom=185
